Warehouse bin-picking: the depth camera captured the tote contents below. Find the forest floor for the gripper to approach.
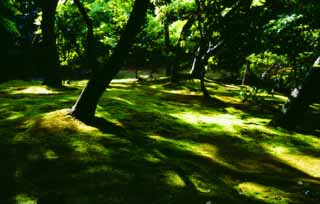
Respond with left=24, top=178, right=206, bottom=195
left=0, top=76, right=320, bottom=204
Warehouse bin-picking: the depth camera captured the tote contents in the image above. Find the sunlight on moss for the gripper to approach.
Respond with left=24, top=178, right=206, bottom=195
left=236, top=182, right=290, bottom=204
left=163, top=171, right=186, bottom=188
left=263, top=144, right=320, bottom=178
left=13, top=109, right=101, bottom=143
left=162, top=89, right=200, bottom=96
left=190, top=176, right=213, bottom=193
left=12, top=86, right=60, bottom=94
left=38, top=109, right=99, bottom=133
left=273, top=94, right=288, bottom=102
left=7, top=111, right=24, bottom=120
left=144, top=153, right=161, bottom=163
left=149, top=135, right=236, bottom=170
left=171, top=112, right=243, bottom=133
left=112, top=78, right=138, bottom=83
left=71, top=140, right=110, bottom=157
left=149, top=135, right=195, bottom=151
left=72, top=140, right=89, bottom=153
left=44, top=149, right=59, bottom=160
left=214, top=95, right=242, bottom=104
left=111, top=96, right=135, bottom=105
left=109, top=83, right=132, bottom=88
left=251, top=0, right=266, bottom=7
left=15, top=194, right=37, bottom=204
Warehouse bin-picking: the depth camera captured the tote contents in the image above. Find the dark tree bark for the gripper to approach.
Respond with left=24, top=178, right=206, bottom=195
left=73, top=0, right=97, bottom=72
left=270, top=56, right=320, bottom=128
left=70, top=0, right=150, bottom=121
left=39, top=0, right=61, bottom=87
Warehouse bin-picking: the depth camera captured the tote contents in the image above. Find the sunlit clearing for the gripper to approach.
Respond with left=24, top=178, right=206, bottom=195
left=236, top=182, right=290, bottom=204
left=263, top=144, right=320, bottom=178
left=15, top=194, right=37, bottom=204
left=163, top=171, right=186, bottom=188
left=12, top=86, right=60, bottom=94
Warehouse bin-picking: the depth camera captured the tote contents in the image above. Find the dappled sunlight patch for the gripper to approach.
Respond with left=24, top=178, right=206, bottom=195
left=236, top=182, right=290, bottom=204
left=112, top=78, right=138, bottom=84
left=109, top=82, right=132, bottom=89
left=13, top=109, right=101, bottom=143
left=191, top=143, right=239, bottom=171
left=68, top=80, right=88, bottom=87
left=310, top=103, right=320, bottom=111
left=161, top=89, right=200, bottom=96
left=190, top=176, right=214, bottom=193
left=15, top=193, right=37, bottom=204
left=11, top=86, right=60, bottom=95
left=144, top=153, right=161, bottom=163
left=110, top=96, right=135, bottom=105
left=149, top=135, right=236, bottom=170
left=6, top=111, right=25, bottom=120
left=149, top=135, right=194, bottom=151
left=70, top=140, right=110, bottom=157
left=44, top=149, right=59, bottom=160
left=36, top=109, right=98, bottom=133
left=263, top=144, right=320, bottom=178
left=162, top=171, right=186, bottom=188
left=171, top=112, right=243, bottom=133
left=214, top=95, right=242, bottom=104
left=272, top=94, right=288, bottom=103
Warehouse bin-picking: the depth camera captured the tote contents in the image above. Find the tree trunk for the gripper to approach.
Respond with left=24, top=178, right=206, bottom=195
left=73, top=0, right=97, bottom=72
left=270, top=56, right=320, bottom=128
left=40, top=0, right=61, bottom=87
left=163, top=18, right=172, bottom=76
left=70, top=0, right=150, bottom=121
left=200, top=65, right=210, bottom=98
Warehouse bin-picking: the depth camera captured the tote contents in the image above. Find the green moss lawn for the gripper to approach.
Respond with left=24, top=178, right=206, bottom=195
left=0, top=77, right=319, bottom=204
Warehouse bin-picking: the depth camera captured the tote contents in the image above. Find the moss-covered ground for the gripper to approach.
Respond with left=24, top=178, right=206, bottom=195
left=0, top=77, right=319, bottom=204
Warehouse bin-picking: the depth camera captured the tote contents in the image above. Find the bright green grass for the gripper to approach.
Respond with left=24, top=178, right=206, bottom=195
left=0, top=78, right=319, bottom=204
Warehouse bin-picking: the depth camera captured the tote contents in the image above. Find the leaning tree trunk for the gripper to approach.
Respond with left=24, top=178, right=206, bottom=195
left=270, top=56, right=320, bottom=128
left=70, top=0, right=150, bottom=121
left=40, top=0, right=61, bottom=87
left=74, top=0, right=97, bottom=72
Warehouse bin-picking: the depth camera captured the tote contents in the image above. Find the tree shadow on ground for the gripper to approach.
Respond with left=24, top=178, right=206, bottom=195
left=87, top=108, right=320, bottom=204
left=1, top=79, right=320, bottom=204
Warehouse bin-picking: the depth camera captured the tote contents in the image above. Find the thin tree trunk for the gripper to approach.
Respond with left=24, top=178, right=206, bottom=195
left=73, top=0, right=97, bottom=72
left=270, top=56, right=320, bottom=128
left=40, top=0, right=61, bottom=87
left=70, top=0, right=150, bottom=121
left=242, top=61, right=250, bottom=85
left=200, top=66, right=210, bottom=98
left=163, top=18, right=172, bottom=76
left=190, top=45, right=205, bottom=78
